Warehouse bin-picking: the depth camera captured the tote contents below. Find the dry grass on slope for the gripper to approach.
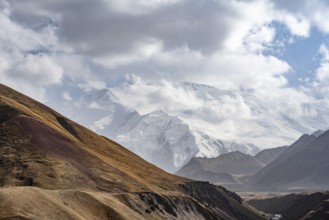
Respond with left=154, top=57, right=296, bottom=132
left=0, top=84, right=187, bottom=194
left=0, top=187, right=144, bottom=220
left=0, top=84, right=266, bottom=220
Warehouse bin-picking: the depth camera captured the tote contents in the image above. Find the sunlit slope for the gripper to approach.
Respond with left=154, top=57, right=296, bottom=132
left=0, top=83, right=186, bottom=193
left=0, top=84, right=265, bottom=220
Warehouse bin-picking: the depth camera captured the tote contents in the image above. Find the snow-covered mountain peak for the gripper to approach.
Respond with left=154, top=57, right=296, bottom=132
left=52, top=82, right=329, bottom=173
left=311, top=129, right=327, bottom=138
left=82, top=88, right=119, bottom=105
left=148, top=109, right=172, bottom=117
left=227, top=140, right=261, bottom=156
left=179, top=81, right=215, bottom=91
left=179, top=81, right=235, bottom=99
left=113, top=109, right=198, bottom=172
left=193, top=131, right=229, bottom=158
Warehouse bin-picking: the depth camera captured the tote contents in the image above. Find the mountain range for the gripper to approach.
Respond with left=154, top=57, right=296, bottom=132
left=46, top=80, right=329, bottom=193
left=1, top=82, right=328, bottom=218
left=53, top=87, right=259, bottom=172
left=248, top=130, right=329, bottom=191
left=254, top=146, right=287, bottom=166
left=50, top=81, right=329, bottom=173
left=177, top=128, right=329, bottom=192
left=176, top=146, right=286, bottom=189
left=0, top=84, right=264, bottom=219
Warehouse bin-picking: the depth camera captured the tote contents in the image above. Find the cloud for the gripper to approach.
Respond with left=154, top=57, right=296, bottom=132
left=111, top=75, right=254, bottom=125
left=7, top=0, right=273, bottom=57
left=315, top=44, right=329, bottom=82
left=7, top=54, right=63, bottom=85
left=62, top=91, right=73, bottom=101
left=316, top=62, right=329, bottom=82
left=103, top=0, right=183, bottom=15
left=4, top=0, right=329, bottom=88
left=0, top=2, right=63, bottom=100
left=319, top=44, right=329, bottom=61
left=93, top=39, right=163, bottom=68
left=273, top=0, right=329, bottom=34
left=314, top=44, right=329, bottom=98
left=275, top=12, right=310, bottom=37
left=243, top=25, right=276, bottom=52
left=0, top=1, right=110, bottom=97
left=111, top=76, right=326, bottom=147
left=2, top=0, right=329, bottom=147
left=11, top=0, right=294, bottom=93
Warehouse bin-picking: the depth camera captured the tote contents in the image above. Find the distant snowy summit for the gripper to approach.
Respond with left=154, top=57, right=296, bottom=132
left=311, top=129, right=326, bottom=138
left=227, top=141, right=261, bottom=156
left=53, top=86, right=263, bottom=172
left=52, top=81, right=328, bottom=173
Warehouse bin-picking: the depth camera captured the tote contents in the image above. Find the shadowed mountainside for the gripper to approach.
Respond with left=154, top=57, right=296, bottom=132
left=248, top=132, right=329, bottom=192
left=254, top=146, right=287, bottom=166
left=0, top=84, right=264, bottom=220
left=247, top=192, right=329, bottom=220
left=176, top=151, right=264, bottom=186
left=302, top=198, right=329, bottom=220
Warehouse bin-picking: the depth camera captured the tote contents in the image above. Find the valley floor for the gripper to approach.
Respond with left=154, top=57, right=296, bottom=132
left=237, top=192, right=293, bottom=201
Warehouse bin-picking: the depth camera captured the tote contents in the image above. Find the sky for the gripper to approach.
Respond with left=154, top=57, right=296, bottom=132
left=1, top=0, right=329, bottom=147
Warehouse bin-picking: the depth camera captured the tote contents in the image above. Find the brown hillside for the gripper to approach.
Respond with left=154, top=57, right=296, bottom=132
left=0, top=84, right=265, bottom=220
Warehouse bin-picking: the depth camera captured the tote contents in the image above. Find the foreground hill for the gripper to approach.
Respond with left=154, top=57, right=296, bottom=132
left=0, top=84, right=264, bottom=220
left=248, top=131, right=329, bottom=191
left=176, top=151, right=264, bottom=185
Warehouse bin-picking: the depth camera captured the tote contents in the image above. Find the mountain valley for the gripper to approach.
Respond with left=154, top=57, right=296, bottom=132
left=0, top=84, right=265, bottom=219
left=50, top=81, right=329, bottom=174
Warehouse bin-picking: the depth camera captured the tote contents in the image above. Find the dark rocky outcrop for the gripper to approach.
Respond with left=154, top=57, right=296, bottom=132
left=247, top=192, right=329, bottom=220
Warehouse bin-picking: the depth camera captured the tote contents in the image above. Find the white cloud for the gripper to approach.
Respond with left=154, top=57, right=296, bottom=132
left=316, top=62, right=329, bottom=82
left=301, top=1, right=329, bottom=33
left=319, top=44, right=329, bottom=61
left=221, top=0, right=274, bottom=51
left=112, top=77, right=203, bottom=114
left=0, top=2, right=63, bottom=54
left=243, top=25, right=276, bottom=52
left=94, top=39, right=163, bottom=68
left=8, top=54, right=63, bottom=86
left=78, top=80, right=107, bottom=92
left=112, top=76, right=254, bottom=127
left=62, top=91, right=73, bottom=101
left=111, top=77, right=325, bottom=147
left=313, top=45, right=329, bottom=101
left=276, top=12, right=310, bottom=37
left=0, top=1, right=64, bottom=100
left=105, top=0, right=182, bottom=15
left=1, top=0, right=300, bottom=93
left=202, top=52, right=290, bottom=90
left=273, top=0, right=329, bottom=35
left=2, top=0, right=329, bottom=147
left=315, top=44, right=329, bottom=84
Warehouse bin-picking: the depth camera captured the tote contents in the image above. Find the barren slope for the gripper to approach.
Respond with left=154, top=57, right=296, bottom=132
left=0, top=84, right=264, bottom=220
